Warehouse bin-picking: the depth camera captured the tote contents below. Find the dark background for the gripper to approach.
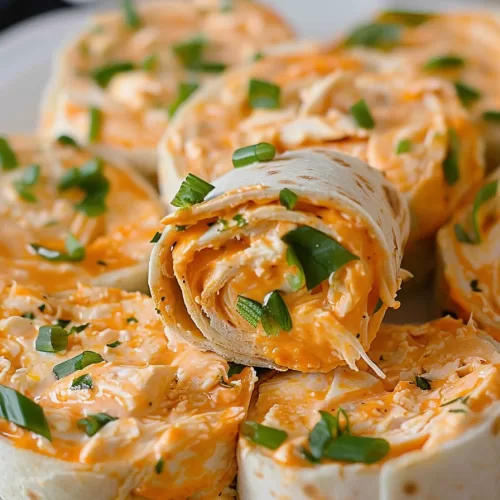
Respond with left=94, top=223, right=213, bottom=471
left=0, top=0, right=72, bottom=31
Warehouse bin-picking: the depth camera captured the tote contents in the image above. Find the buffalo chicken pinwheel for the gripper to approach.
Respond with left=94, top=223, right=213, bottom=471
left=0, top=282, right=255, bottom=500
left=0, top=136, right=162, bottom=293
left=238, top=317, right=500, bottom=500
left=159, top=45, right=484, bottom=242
left=150, top=149, right=410, bottom=374
left=437, top=169, right=499, bottom=339
left=341, top=10, right=500, bottom=168
left=40, top=0, right=294, bottom=177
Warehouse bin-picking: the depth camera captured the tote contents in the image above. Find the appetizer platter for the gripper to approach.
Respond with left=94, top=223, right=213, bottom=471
left=0, top=1, right=498, bottom=499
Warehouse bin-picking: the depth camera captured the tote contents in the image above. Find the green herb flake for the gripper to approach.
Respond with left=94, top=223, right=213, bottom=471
left=38, top=304, right=46, bottom=313
left=241, top=421, right=288, bottom=450
left=261, top=290, right=292, bottom=336
left=232, top=214, right=248, bottom=227
left=78, top=412, right=117, bottom=437
left=71, top=374, right=93, bottom=390
left=155, top=457, right=164, bottom=474
left=248, top=79, right=281, bottom=109
left=350, top=99, right=375, bottom=129
left=470, top=279, right=482, bottom=292
left=454, top=81, right=481, bottom=107
left=236, top=296, right=263, bottom=328
left=35, top=326, right=69, bottom=353
left=232, top=142, right=276, bottom=168
left=0, top=137, right=18, bottom=171
left=57, top=135, right=79, bottom=148
left=323, top=434, right=390, bottom=464
left=345, top=23, right=401, bottom=48
left=30, top=233, right=85, bottom=263
left=443, top=128, right=460, bottom=185
left=483, top=110, right=500, bottom=122
left=13, top=164, right=41, bottom=203
left=53, top=351, right=105, bottom=379
left=377, top=10, right=433, bottom=26
left=126, top=317, right=139, bottom=324
left=168, top=82, right=199, bottom=118
left=123, top=0, right=141, bottom=29
left=309, top=410, right=339, bottom=460
left=171, top=36, right=225, bottom=72
left=106, top=340, right=122, bottom=348
left=142, top=54, right=158, bottom=71
left=415, top=375, right=431, bottom=390
left=56, top=319, right=71, bottom=329
left=150, top=232, right=162, bottom=243
left=396, top=139, right=412, bottom=154
left=89, top=107, right=102, bottom=143
left=424, top=54, right=465, bottom=71
left=171, top=173, right=215, bottom=208
left=285, top=246, right=306, bottom=292
left=70, top=323, right=90, bottom=334
left=373, top=298, right=384, bottom=314
left=21, top=313, right=34, bottom=320
left=441, top=395, right=469, bottom=407
left=175, top=225, right=188, bottom=232
left=279, top=188, right=298, bottom=210
left=91, top=62, right=135, bottom=88
left=283, top=226, right=359, bottom=290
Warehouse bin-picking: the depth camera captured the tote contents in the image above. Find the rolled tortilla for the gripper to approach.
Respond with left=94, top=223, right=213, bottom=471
left=150, top=149, right=410, bottom=373
left=238, top=317, right=500, bottom=500
left=40, top=0, right=294, bottom=178
left=0, top=282, right=255, bottom=500
left=436, top=168, right=499, bottom=339
left=0, top=136, right=162, bottom=293
left=340, top=9, right=500, bottom=170
left=158, top=43, right=484, bottom=242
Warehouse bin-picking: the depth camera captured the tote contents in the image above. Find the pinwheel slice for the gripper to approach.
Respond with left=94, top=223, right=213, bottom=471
left=0, top=282, right=255, bottom=500
left=159, top=44, right=484, bottom=242
left=437, top=168, right=499, bottom=339
left=40, top=0, right=294, bottom=177
left=238, top=317, right=500, bottom=500
left=0, top=136, right=162, bottom=293
left=150, top=149, right=410, bottom=373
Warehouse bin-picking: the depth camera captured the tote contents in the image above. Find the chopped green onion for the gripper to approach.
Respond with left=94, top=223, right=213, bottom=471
left=424, top=54, right=465, bottom=71
left=78, top=412, right=117, bottom=437
left=30, top=233, right=85, bottom=262
left=126, top=317, right=138, bottom=324
left=71, top=374, right=93, bottom=390
left=35, top=326, right=69, bottom=353
left=440, top=395, right=469, bottom=407
left=217, top=218, right=229, bottom=231
left=106, top=340, right=122, bottom=348
left=350, top=99, right=375, bottom=129
left=252, top=51, right=264, bottom=62
left=155, top=457, right=164, bottom=474
left=283, top=226, right=359, bottom=290
left=454, top=223, right=474, bottom=243
left=69, top=323, right=90, bottom=334
left=443, top=128, right=460, bottom=185
left=309, top=410, right=339, bottom=460
left=241, top=421, right=288, bottom=450
left=345, top=23, right=401, bottom=48
left=470, top=279, right=482, bottom=292
left=53, top=351, right=104, bottom=379
left=0, top=385, right=51, bottom=441
left=228, top=363, right=245, bottom=378
left=172, top=36, right=206, bottom=67
left=171, top=173, right=215, bottom=208
left=373, top=298, right=384, bottom=314
left=248, top=79, right=281, bottom=109
left=22, top=312, right=35, bottom=320
left=454, top=81, right=481, bottom=107
left=286, top=246, right=306, bottom=292
left=89, top=107, right=102, bottom=143
left=279, top=188, right=298, bottom=210
left=483, top=110, right=500, bottom=122
left=38, top=304, right=46, bottom=313
left=377, top=9, right=433, bottom=26
left=168, top=82, right=199, bottom=118
left=175, top=225, right=187, bottom=232
left=56, top=319, right=71, bottom=329
left=14, top=164, right=40, bottom=202
left=232, top=142, right=276, bottom=168
left=0, top=137, right=18, bottom=171
left=323, top=435, right=390, bottom=464
left=192, top=61, right=226, bottom=73
left=142, top=54, right=158, bottom=71
left=57, top=135, right=79, bottom=148
left=396, top=139, right=412, bottom=154
left=91, top=61, right=135, bottom=88
left=415, top=375, right=431, bottom=390
left=469, top=180, right=498, bottom=244
left=233, top=214, right=248, bottom=227
left=262, top=291, right=292, bottom=336
left=123, top=0, right=140, bottom=29
left=150, top=232, right=162, bottom=243
left=236, top=296, right=263, bottom=328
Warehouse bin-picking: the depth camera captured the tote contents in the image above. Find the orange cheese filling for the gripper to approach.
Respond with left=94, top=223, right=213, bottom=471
left=246, top=317, right=500, bottom=466
left=0, top=136, right=162, bottom=292
left=0, top=282, right=254, bottom=499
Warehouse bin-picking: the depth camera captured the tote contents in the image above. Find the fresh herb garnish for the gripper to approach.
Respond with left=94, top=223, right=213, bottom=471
left=232, top=142, right=276, bottom=168
left=36, top=326, right=70, bottom=353
left=350, top=99, right=375, bottom=129
left=56, top=135, right=79, bottom=148
left=279, top=188, right=298, bottom=210
left=261, top=291, right=292, bottom=337
left=53, top=351, right=104, bottom=379
left=470, top=279, right=482, bottom=292
left=56, top=319, right=71, bottom=329
left=123, top=0, right=140, bottom=29
left=233, top=214, right=248, bottom=227
left=30, top=233, right=85, bottom=262
left=22, top=312, right=35, bottom=320
left=345, top=23, right=401, bottom=48
left=396, top=139, right=412, bottom=154
left=241, top=421, right=288, bottom=450
left=171, top=173, right=215, bottom=208
left=38, top=304, right=46, bottom=313
left=13, top=164, right=40, bottom=203
left=126, top=317, right=138, bottom=324
left=377, top=9, right=433, bottom=26
left=0, top=137, right=18, bottom=171
left=248, top=79, right=281, bottom=109
left=106, top=340, right=121, bottom=348
left=236, top=296, right=263, bottom=328
left=70, top=323, right=90, bottom=334
left=172, top=36, right=225, bottom=72
left=373, top=297, right=384, bottom=314
left=443, top=128, right=460, bottom=185
left=155, top=457, right=164, bottom=474
left=424, top=54, right=465, bottom=71
left=89, top=107, right=102, bottom=143
left=483, top=110, right=500, bottom=122
left=71, top=374, right=93, bottom=390
left=309, top=410, right=339, bottom=460
left=0, top=385, right=51, bottom=440
left=91, top=62, right=135, bottom=88
left=415, top=375, right=431, bottom=390
left=142, top=54, right=158, bottom=71
left=454, top=81, right=481, bottom=107
left=150, top=232, right=162, bottom=243
left=285, top=246, right=305, bottom=292
left=168, top=82, right=199, bottom=117
left=78, top=412, right=117, bottom=437
left=283, top=226, right=358, bottom=290
left=441, top=395, right=469, bottom=407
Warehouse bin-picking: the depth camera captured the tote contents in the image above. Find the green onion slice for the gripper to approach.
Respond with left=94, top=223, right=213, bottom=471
left=168, top=82, right=199, bottom=118
left=345, top=23, right=401, bottom=48
left=241, top=421, right=288, bottom=450
left=377, top=10, right=433, bottom=26
left=91, top=61, right=135, bottom=88
left=373, top=297, right=384, bottom=314
left=0, top=385, right=52, bottom=441
left=483, top=110, right=500, bottom=122
left=172, top=36, right=206, bottom=67
left=13, top=164, right=41, bottom=203
left=142, top=54, right=158, bottom=71
left=309, top=410, right=339, bottom=460
left=89, top=107, right=102, bottom=143
left=232, top=142, right=276, bottom=168
left=454, top=223, right=474, bottom=243
left=69, top=323, right=90, bottom=334
left=248, top=79, right=281, bottom=109
left=279, top=188, right=298, bottom=210
left=262, top=290, right=292, bottom=335
left=35, top=326, right=69, bottom=353
left=53, top=351, right=104, bottom=379
left=123, top=0, right=141, bottom=29
left=0, top=137, right=18, bottom=171
left=71, top=374, right=93, bottom=390
left=424, top=54, right=465, bottom=71
left=286, top=246, right=306, bottom=292
left=30, top=233, right=85, bottom=262
left=233, top=214, right=248, bottom=227
left=155, top=457, right=164, bottom=474
left=150, top=232, right=162, bottom=243
left=442, top=128, right=460, bottom=185
left=106, top=340, right=122, bottom=348
left=78, top=412, right=117, bottom=437
left=470, top=279, right=482, bottom=292
left=454, top=81, right=481, bottom=107
left=57, top=135, right=79, bottom=148
left=415, top=375, right=431, bottom=390
left=350, top=99, right=375, bottom=129
left=396, top=139, right=412, bottom=154
left=236, top=296, right=263, bottom=328
left=171, top=173, right=215, bottom=208
left=323, top=434, right=390, bottom=464
left=283, top=226, right=359, bottom=290
left=22, top=312, right=35, bottom=320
